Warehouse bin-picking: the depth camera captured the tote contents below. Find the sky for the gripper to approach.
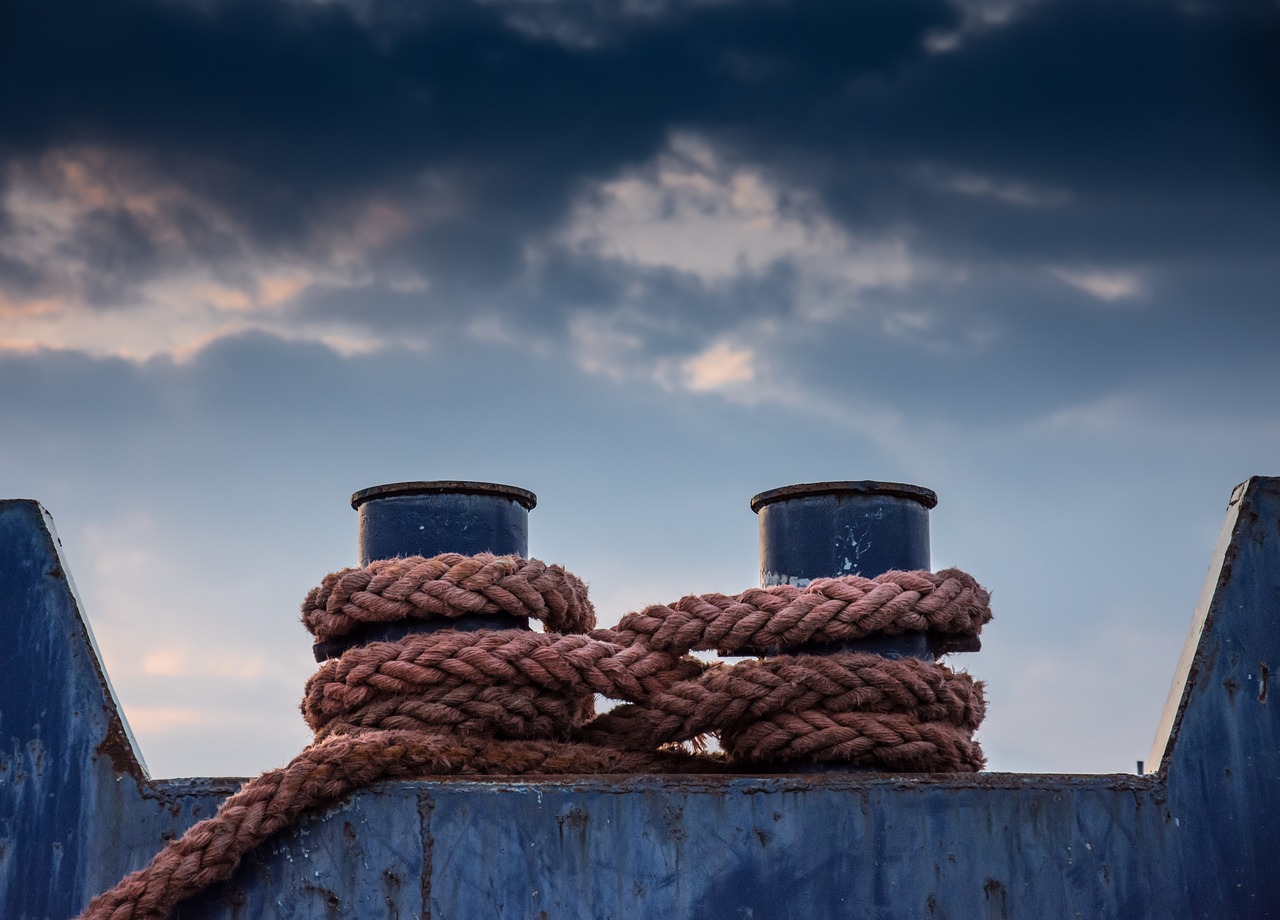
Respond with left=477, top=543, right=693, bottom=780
left=1, top=0, right=1277, bottom=779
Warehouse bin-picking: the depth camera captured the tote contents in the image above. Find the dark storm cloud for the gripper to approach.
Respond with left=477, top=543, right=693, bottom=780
left=0, top=250, right=44, bottom=295
left=0, top=0, right=950, bottom=298
left=0, top=0, right=949, bottom=222
left=825, top=0, right=1280, bottom=266
left=1, top=0, right=1276, bottom=334
left=68, top=206, right=167, bottom=302
left=899, top=1, right=1280, bottom=192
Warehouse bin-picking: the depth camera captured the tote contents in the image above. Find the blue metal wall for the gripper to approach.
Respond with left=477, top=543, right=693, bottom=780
left=2, top=480, right=1277, bottom=919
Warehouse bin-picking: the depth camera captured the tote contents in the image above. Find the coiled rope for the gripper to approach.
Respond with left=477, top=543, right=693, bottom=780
left=79, top=555, right=991, bottom=920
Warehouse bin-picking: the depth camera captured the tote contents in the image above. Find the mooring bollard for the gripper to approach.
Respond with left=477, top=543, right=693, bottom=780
left=353, top=480, right=537, bottom=564
left=750, top=480, right=946, bottom=660
left=312, top=480, right=538, bottom=661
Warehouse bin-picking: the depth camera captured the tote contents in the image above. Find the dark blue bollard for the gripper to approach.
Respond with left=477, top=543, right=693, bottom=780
left=312, top=481, right=538, bottom=661
left=750, top=481, right=940, bottom=660
left=353, top=480, right=536, bottom=565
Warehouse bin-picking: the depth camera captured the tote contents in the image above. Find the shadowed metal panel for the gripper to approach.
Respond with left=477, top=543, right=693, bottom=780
left=422, top=774, right=1171, bottom=919
left=1156, top=479, right=1280, bottom=919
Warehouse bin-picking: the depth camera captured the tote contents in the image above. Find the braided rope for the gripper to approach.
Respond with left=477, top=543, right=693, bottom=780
left=303, top=631, right=697, bottom=728
left=724, top=711, right=983, bottom=771
left=79, top=556, right=992, bottom=920
left=580, top=652, right=984, bottom=754
left=303, top=553, right=595, bottom=639
left=603, top=568, right=990, bottom=654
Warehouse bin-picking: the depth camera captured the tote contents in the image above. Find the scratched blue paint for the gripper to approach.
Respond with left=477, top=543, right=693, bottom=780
left=751, top=481, right=935, bottom=587
left=352, top=481, right=535, bottom=566
left=750, top=481, right=939, bottom=661
left=2, top=480, right=1278, bottom=919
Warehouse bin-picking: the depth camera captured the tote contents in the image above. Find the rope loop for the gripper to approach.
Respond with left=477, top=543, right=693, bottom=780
left=605, top=567, right=990, bottom=654
left=302, top=553, right=595, bottom=639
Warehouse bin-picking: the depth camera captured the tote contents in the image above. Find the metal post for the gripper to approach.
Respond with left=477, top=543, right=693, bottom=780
left=312, top=481, right=538, bottom=661
left=352, top=480, right=536, bottom=565
left=750, top=480, right=939, bottom=660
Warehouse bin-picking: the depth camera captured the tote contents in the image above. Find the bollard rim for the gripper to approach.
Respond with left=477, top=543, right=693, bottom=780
left=351, top=481, right=538, bottom=511
left=750, top=480, right=938, bottom=513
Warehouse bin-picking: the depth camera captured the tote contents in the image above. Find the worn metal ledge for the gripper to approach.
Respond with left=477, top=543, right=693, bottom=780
left=2, top=479, right=1277, bottom=919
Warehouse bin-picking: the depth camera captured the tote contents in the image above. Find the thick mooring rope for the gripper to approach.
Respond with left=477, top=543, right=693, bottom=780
left=79, top=555, right=991, bottom=920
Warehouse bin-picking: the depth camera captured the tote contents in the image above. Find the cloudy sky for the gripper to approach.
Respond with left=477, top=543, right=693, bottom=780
left=2, top=0, right=1277, bottom=779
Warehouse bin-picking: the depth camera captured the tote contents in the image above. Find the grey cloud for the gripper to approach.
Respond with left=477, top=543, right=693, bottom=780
left=0, top=0, right=954, bottom=297
left=0, top=250, right=44, bottom=296
left=1, top=0, right=1275, bottom=433
left=66, top=207, right=166, bottom=303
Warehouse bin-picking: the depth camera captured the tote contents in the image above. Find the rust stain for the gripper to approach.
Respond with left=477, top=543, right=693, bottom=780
left=983, top=877, right=1008, bottom=918
left=1217, top=541, right=1239, bottom=588
left=303, top=882, right=342, bottom=910
left=94, top=708, right=145, bottom=784
left=385, top=868, right=402, bottom=920
left=664, top=804, right=686, bottom=842
left=555, top=806, right=590, bottom=839
left=418, top=786, right=434, bottom=920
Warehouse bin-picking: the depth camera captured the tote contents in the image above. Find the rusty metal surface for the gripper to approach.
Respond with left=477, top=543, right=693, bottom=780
left=3, top=480, right=1278, bottom=919
left=419, top=772, right=1170, bottom=919
left=0, top=501, right=243, bottom=919
left=1151, top=479, right=1280, bottom=919
left=172, top=784, right=427, bottom=919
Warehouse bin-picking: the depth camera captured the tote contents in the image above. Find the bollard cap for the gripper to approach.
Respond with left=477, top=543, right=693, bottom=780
left=750, top=480, right=937, bottom=513
left=351, top=481, right=537, bottom=511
